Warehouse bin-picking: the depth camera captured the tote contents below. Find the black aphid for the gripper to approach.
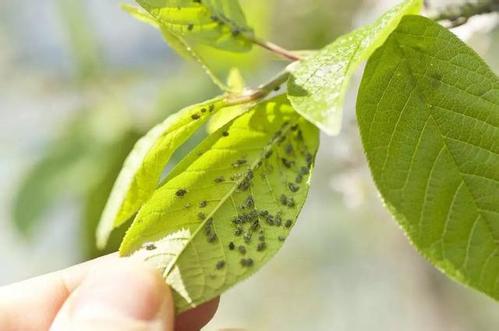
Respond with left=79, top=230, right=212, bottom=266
left=280, top=194, right=288, bottom=206
left=285, top=219, right=293, bottom=228
left=207, top=234, right=218, bottom=243
left=257, top=242, right=266, bottom=251
left=209, top=104, right=215, bottom=112
left=287, top=197, right=296, bottom=208
left=259, top=210, right=269, bottom=217
left=281, top=158, right=294, bottom=168
left=278, top=235, right=286, bottom=241
left=191, top=113, right=200, bottom=120
left=238, top=245, right=246, bottom=255
left=145, top=244, right=156, bottom=251
left=216, top=261, right=225, bottom=270
left=228, top=242, right=235, bottom=250
left=264, top=150, right=273, bottom=159
left=250, top=220, right=260, bottom=231
left=234, top=227, right=243, bottom=236
left=187, top=23, right=194, bottom=31
left=245, top=196, right=255, bottom=209
left=237, top=179, right=250, bottom=191
left=240, top=258, right=254, bottom=267
left=243, top=232, right=252, bottom=243
left=176, top=189, right=187, bottom=197
left=285, top=144, right=293, bottom=155
left=231, top=29, right=240, bottom=36
left=199, top=200, right=208, bottom=208
left=201, top=107, right=207, bottom=113
left=273, top=85, right=281, bottom=91
left=291, top=124, right=299, bottom=131
left=222, top=131, right=229, bottom=137
left=198, top=212, right=206, bottom=220
left=295, top=174, right=303, bottom=183
left=214, top=176, right=225, bottom=183
left=296, top=130, right=303, bottom=141
left=232, top=159, right=247, bottom=168
left=274, top=214, right=282, bottom=226
left=288, top=182, right=300, bottom=193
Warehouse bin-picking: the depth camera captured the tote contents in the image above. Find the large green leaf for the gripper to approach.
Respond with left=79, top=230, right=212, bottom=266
left=357, top=16, right=499, bottom=299
left=135, top=0, right=253, bottom=52
left=288, top=0, right=422, bottom=135
left=97, top=97, right=226, bottom=248
left=120, top=96, right=320, bottom=312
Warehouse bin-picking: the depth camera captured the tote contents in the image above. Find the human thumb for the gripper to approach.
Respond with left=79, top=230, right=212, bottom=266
left=50, top=258, right=174, bottom=331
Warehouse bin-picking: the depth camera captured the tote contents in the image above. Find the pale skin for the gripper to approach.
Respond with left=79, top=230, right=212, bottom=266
left=0, top=254, right=219, bottom=331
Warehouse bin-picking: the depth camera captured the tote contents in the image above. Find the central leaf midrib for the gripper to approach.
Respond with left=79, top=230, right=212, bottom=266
left=163, top=119, right=298, bottom=276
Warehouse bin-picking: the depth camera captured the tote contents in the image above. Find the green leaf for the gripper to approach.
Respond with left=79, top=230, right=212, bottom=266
left=357, top=16, right=499, bottom=300
left=97, top=97, right=226, bottom=249
left=123, top=4, right=228, bottom=90
left=288, top=0, right=422, bottom=135
left=120, top=95, right=319, bottom=312
left=135, top=0, right=253, bottom=52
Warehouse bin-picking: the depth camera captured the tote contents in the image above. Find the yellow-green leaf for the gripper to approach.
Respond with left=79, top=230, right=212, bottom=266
left=120, top=96, right=320, bottom=312
left=97, top=97, right=226, bottom=248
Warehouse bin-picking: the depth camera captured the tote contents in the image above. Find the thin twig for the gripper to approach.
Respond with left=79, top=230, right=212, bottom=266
left=246, top=35, right=303, bottom=62
left=428, top=0, right=499, bottom=28
left=225, top=70, right=290, bottom=106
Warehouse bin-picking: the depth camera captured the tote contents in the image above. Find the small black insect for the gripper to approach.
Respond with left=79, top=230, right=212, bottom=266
left=228, top=242, right=235, bottom=250
left=207, top=234, right=218, bottom=243
left=199, top=200, right=208, bottom=208
left=285, top=219, right=293, bottom=228
left=250, top=220, right=260, bottom=231
left=187, top=23, right=194, bottom=31
left=216, top=261, right=225, bottom=270
left=240, top=258, right=254, bottom=267
left=176, top=189, right=187, bottom=197
left=274, top=214, right=282, bottom=226
left=264, top=150, right=273, bottom=159
left=231, top=29, right=240, bottom=36
left=278, top=235, right=286, bottom=241
left=280, top=194, right=288, bottom=206
left=281, top=158, right=294, bottom=168
left=234, top=227, right=243, bottom=236
left=288, top=183, right=300, bottom=193
left=287, top=197, right=296, bottom=208
left=245, top=196, right=255, bottom=209
left=198, top=212, right=206, bottom=220
left=257, top=242, right=266, bottom=252
left=238, top=179, right=251, bottom=191
left=201, top=108, right=207, bottom=113
left=273, top=85, right=281, bottom=91
left=243, top=232, right=252, bottom=243
left=232, top=159, right=247, bottom=168
left=291, top=124, right=299, bottom=131
left=259, top=210, right=269, bottom=217
left=214, top=176, right=225, bottom=183
left=209, top=104, right=215, bottom=112
left=222, top=131, right=229, bottom=137
left=145, top=244, right=156, bottom=251
left=295, top=174, right=303, bottom=183
left=191, top=113, right=200, bottom=120
left=285, top=144, right=293, bottom=155
left=238, top=245, right=247, bottom=255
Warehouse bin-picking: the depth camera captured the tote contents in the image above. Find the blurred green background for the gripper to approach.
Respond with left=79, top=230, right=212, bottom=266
left=1, top=0, right=498, bottom=330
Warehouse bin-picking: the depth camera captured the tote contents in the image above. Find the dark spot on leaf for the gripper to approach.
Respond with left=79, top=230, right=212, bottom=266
left=191, top=114, right=200, bottom=120
left=288, top=183, right=300, bottom=192
left=216, top=261, right=225, bottom=270
left=228, top=242, right=235, bottom=250
left=278, top=235, right=286, bottom=241
left=199, top=200, right=208, bottom=208
left=257, top=242, right=266, bottom=251
left=240, top=258, right=254, bottom=267
left=198, top=212, right=206, bottom=220
left=222, top=131, right=229, bottom=137
left=214, top=176, right=225, bottom=183
left=176, top=189, right=187, bottom=197
left=238, top=245, right=246, bottom=255
left=285, top=219, right=293, bottom=228
left=145, top=244, right=156, bottom=251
